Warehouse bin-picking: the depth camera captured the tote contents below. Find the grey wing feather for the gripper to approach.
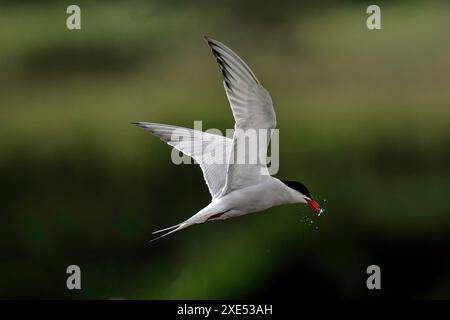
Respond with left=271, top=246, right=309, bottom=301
left=132, top=122, right=232, bottom=199
left=205, top=37, right=276, bottom=195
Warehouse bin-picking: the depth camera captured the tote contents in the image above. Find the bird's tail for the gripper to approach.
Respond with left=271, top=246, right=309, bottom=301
left=152, top=224, right=180, bottom=235
left=149, top=205, right=211, bottom=242
left=149, top=222, right=189, bottom=243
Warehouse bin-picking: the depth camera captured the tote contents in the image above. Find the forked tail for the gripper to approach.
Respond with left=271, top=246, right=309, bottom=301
left=149, top=204, right=217, bottom=242
left=149, top=222, right=188, bottom=243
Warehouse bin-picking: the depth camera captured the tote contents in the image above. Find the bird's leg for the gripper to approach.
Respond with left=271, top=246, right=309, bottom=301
left=206, top=210, right=230, bottom=222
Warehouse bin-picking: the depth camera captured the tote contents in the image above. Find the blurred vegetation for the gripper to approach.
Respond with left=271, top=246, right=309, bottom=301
left=0, top=0, right=449, bottom=299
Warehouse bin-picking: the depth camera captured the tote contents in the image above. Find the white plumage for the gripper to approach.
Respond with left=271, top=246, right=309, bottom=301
left=132, top=37, right=322, bottom=242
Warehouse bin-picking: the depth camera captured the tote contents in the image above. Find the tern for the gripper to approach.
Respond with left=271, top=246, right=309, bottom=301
left=132, top=37, right=323, bottom=241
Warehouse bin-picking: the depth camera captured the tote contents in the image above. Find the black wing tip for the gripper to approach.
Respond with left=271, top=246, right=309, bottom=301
left=131, top=121, right=148, bottom=129
left=204, top=35, right=220, bottom=48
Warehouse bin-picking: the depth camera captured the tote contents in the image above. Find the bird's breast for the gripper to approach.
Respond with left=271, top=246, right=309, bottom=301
left=219, top=180, right=288, bottom=216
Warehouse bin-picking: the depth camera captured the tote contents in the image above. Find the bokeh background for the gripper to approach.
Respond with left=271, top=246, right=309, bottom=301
left=1, top=0, right=449, bottom=299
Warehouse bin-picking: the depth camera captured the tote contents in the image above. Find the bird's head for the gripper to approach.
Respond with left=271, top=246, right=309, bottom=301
left=281, top=180, right=323, bottom=214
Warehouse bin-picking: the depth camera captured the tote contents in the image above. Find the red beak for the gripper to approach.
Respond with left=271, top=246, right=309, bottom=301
left=306, top=199, right=322, bottom=214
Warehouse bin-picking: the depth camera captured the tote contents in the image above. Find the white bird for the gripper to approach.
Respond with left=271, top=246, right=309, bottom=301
left=132, top=36, right=323, bottom=242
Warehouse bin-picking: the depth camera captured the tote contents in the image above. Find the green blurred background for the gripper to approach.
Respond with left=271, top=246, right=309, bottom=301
left=1, top=0, right=449, bottom=299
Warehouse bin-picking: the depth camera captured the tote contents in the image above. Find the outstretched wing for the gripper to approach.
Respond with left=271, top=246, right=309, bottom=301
left=205, top=37, right=277, bottom=195
left=132, top=122, right=232, bottom=199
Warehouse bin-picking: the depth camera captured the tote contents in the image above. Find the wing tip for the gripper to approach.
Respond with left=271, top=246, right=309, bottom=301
left=131, top=122, right=154, bottom=130
left=204, top=35, right=220, bottom=49
left=130, top=121, right=145, bottom=128
left=203, top=35, right=212, bottom=42
left=203, top=35, right=261, bottom=85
